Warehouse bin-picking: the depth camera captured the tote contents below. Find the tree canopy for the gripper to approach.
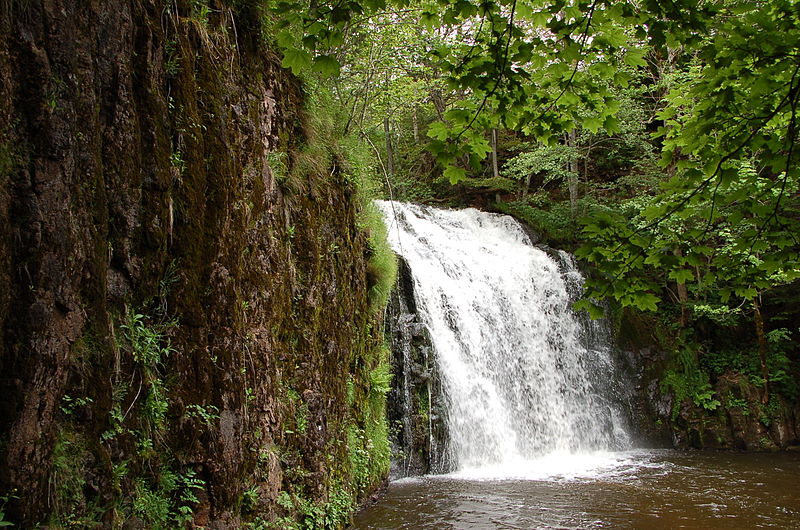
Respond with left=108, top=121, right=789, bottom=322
left=261, top=0, right=800, bottom=314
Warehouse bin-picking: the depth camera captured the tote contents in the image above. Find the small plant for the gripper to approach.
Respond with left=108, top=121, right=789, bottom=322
left=267, top=151, right=288, bottom=183
left=725, top=393, right=750, bottom=415
left=186, top=404, right=220, bottom=427
left=276, top=491, right=293, bottom=511
left=112, top=460, right=130, bottom=490
left=49, top=430, right=90, bottom=525
left=0, top=490, right=18, bottom=527
left=121, top=313, right=174, bottom=368
left=242, top=483, right=260, bottom=512
left=131, top=466, right=204, bottom=528
left=102, top=401, right=126, bottom=441
left=164, top=40, right=180, bottom=77
left=759, top=395, right=785, bottom=427
left=189, top=0, right=211, bottom=28
left=143, top=379, right=169, bottom=429
left=59, top=395, right=93, bottom=416
left=170, top=149, right=186, bottom=174
left=369, top=358, right=392, bottom=396
left=692, top=383, right=721, bottom=411
left=662, top=345, right=720, bottom=418
left=295, top=404, right=309, bottom=435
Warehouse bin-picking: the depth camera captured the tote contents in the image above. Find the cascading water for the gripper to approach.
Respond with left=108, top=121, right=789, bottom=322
left=378, top=201, right=633, bottom=476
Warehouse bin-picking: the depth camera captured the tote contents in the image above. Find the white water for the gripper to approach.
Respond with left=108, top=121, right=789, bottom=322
left=378, top=201, right=632, bottom=477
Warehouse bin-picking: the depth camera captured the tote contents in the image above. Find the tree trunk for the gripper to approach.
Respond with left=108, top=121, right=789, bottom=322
left=384, top=116, right=394, bottom=178
left=522, top=173, right=532, bottom=200
left=673, top=248, right=689, bottom=328
left=566, top=129, right=578, bottom=214
left=753, top=296, right=771, bottom=403
left=491, top=128, right=499, bottom=179
left=413, top=105, right=419, bottom=143
left=430, top=89, right=446, bottom=121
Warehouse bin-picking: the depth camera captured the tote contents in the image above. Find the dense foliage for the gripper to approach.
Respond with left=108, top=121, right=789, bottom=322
left=259, top=0, right=799, bottom=432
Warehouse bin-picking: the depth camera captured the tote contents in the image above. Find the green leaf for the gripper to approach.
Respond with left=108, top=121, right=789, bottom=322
left=276, top=29, right=296, bottom=49
left=623, top=48, right=647, bottom=68
left=603, top=115, right=620, bottom=133
left=733, top=287, right=758, bottom=299
left=312, top=54, right=341, bottom=77
left=427, top=121, right=451, bottom=141
left=583, top=116, right=602, bottom=133
left=443, top=165, right=467, bottom=183
left=466, top=134, right=491, bottom=158
left=421, top=10, right=438, bottom=27
left=574, top=298, right=606, bottom=319
left=669, top=269, right=694, bottom=284
left=632, top=292, right=660, bottom=312
left=281, top=47, right=312, bottom=74
left=444, top=108, right=471, bottom=124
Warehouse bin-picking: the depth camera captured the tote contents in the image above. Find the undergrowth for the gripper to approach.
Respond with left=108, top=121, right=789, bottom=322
left=256, top=84, right=396, bottom=528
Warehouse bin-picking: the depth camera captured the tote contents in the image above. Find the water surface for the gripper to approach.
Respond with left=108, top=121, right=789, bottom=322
left=352, top=450, right=800, bottom=529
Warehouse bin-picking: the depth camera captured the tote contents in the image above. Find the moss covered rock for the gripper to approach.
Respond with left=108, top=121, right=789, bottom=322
left=0, top=1, right=389, bottom=527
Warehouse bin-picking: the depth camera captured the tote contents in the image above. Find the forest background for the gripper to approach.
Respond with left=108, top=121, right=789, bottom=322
left=273, top=0, right=800, bottom=435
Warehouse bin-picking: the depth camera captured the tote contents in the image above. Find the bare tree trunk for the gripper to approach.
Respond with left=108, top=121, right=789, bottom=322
left=522, top=173, right=532, bottom=200
left=430, top=88, right=447, bottom=121
left=384, top=116, right=394, bottom=178
left=413, top=105, right=419, bottom=143
left=566, top=129, right=578, bottom=214
left=753, top=296, right=770, bottom=403
left=673, top=248, right=689, bottom=328
left=491, top=128, right=499, bottom=179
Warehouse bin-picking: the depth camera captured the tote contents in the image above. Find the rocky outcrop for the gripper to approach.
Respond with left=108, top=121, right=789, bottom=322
left=672, top=373, right=800, bottom=451
left=385, top=258, right=450, bottom=477
left=0, top=1, right=386, bottom=527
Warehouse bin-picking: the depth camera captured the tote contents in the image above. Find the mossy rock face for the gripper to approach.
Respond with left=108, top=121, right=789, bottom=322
left=385, top=258, right=450, bottom=477
left=0, top=2, right=385, bottom=527
left=671, top=373, right=797, bottom=451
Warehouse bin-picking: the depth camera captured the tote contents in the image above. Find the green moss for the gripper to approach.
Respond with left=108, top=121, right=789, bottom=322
left=48, top=429, right=96, bottom=526
left=359, top=201, right=398, bottom=313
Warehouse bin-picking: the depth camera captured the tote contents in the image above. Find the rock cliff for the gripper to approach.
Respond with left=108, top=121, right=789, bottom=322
left=0, top=1, right=389, bottom=527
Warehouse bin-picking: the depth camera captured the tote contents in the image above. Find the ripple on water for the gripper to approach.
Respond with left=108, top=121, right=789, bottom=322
left=352, top=450, right=800, bottom=529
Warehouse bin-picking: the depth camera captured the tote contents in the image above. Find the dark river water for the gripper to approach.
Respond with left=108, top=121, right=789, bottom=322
left=351, top=450, right=800, bottom=529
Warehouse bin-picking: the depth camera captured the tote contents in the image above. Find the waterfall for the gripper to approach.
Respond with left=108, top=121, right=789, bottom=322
left=379, top=201, right=632, bottom=475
